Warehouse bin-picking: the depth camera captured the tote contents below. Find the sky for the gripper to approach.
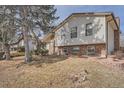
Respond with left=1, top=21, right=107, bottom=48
left=55, top=5, right=124, bottom=32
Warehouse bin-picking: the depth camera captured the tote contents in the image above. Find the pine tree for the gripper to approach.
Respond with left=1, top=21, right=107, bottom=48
left=0, top=5, right=58, bottom=62
left=0, top=6, right=22, bottom=60
left=17, top=5, right=58, bottom=63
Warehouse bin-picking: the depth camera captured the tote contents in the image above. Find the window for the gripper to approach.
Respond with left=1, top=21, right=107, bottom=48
left=87, top=46, right=95, bottom=55
left=71, top=46, right=80, bottom=55
left=86, top=23, right=93, bottom=36
left=70, top=27, right=77, bottom=38
left=63, top=47, right=68, bottom=55
left=61, top=29, right=66, bottom=39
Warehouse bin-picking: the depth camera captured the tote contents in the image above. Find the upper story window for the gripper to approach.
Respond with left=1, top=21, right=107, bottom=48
left=86, top=23, right=93, bottom=36
left=70, top=27, right=77, bottom=38
left=61, top=29, right=66, bottom=39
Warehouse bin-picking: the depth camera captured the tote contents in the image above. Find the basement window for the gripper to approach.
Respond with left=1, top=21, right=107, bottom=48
left=71, top=46, right=80, bottom=55
left=87, top=46, right=95, bottom=55
left=63, top=47, right=68, bottom=55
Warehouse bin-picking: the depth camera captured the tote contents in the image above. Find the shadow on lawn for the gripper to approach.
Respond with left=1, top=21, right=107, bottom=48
left=33, top=55, right=68, bottom=63
left=16, top=55, right=68, bottom=68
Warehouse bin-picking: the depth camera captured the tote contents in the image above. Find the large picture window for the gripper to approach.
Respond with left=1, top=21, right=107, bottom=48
left=86, top=23, right=93, bottom=36
left=70, top=27, right=77, bottom=38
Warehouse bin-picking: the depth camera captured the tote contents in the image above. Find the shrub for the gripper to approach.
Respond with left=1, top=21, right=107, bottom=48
left=34, top=48, right=49, bottom=56
left=34, top=49, right=39, bottom=55
left=11, top=52, right=25, bottom=57
left=17, top=46, right=25, bottom=52
left=40, top=48, right=49, bottom=56
left=0, top=52, right=5, bottom=60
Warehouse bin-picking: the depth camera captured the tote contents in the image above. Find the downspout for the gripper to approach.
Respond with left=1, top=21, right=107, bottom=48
left=105, top=14, right=114, bottom=57
left=53, top=39, right=55, bottom=54
left=105, top=16, right=109, bottom=57
left=52, top=31, right=55, bottom=54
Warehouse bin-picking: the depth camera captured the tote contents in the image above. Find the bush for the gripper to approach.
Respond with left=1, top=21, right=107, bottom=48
left=11, top=52, right=25, bottom=57
left=34, top=49, right=39, bottom=55
left=0, top=52, right=5, bottom=60
left=17, top=46, right=25, bottom=52
left=40, top=48, right=49, bottom=56
left=34, top=48, right=49, bottom=56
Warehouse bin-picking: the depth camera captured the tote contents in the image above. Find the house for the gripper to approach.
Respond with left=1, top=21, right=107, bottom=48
left=11, top=36, right=37, bottom=52
left=120, top=33, right=124, bottom=47
left=120, top=33, right=124, bottom=51
left=11, top=29, right=43, bottom=52
left=43, top=12, right=120, bottom=56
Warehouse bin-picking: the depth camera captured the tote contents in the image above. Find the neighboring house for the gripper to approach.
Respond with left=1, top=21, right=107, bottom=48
left=11, top=29, right=43, bottom=51
left=120, top=33, right=124, bottom=50
left=11, top=37, right=37, bottom=51
left=43, top=12, right=120, bottom=56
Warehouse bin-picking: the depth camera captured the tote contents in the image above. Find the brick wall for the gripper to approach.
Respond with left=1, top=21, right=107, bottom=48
left=58, top=44, right=106, bottom=56
left=114, top=30, right=120, bottom=51
left=80, top=44, right=106, bottom=55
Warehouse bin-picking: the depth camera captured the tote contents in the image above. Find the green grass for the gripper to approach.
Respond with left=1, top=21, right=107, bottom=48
left=0, top=56, right=124, bottom=88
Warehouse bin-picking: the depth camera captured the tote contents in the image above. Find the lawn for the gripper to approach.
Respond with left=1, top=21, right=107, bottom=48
left=0, top=55, right=124, bottom=88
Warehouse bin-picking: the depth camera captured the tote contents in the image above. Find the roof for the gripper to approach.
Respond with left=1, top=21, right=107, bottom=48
left=42, top=12, right=120, bottom=42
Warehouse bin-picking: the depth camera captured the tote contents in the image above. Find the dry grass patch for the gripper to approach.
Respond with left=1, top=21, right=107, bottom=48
left=0, top=56, right=124, bottom=87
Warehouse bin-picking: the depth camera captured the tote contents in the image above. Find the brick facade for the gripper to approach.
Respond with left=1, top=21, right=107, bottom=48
left=114, top=30, right=120, bottom=51
left=57, top=44, right=106, bottom=56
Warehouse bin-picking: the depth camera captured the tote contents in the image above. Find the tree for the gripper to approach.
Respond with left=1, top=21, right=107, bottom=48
left=19, top=6, right=31, bottom=63
left=0, top=5, right=58, bottom=62
left=0, top=6, right=21, bottom=60
left=16, top=5, right=58, bottom=62
left=28, top=5, right=59, bottom=53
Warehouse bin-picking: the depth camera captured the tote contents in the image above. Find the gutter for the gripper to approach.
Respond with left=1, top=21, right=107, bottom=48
left=111, top=13, right=120, bottom=31
left=106, top=16, right=109, bottom=57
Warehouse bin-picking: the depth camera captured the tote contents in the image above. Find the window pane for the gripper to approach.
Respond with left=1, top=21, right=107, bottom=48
left=70, top=27, right=77, bottom=38
left=87, top=46, right=95, bottom=55
left=63, top=47, right=68, bottom=55
left=86, top=23, right=93, bottom=36
left=71, top=47, right=80, bottom=54
left=87, top=29, right=93, bottom=36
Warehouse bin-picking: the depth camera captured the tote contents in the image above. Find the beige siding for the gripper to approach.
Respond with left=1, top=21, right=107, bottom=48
left=46, top=40, right=54, bottom=55
left=55, top=16, right=106, bottom=46
left=108, top=23, right=114, bottom=54
left=120, top=34, right=124, bottom=47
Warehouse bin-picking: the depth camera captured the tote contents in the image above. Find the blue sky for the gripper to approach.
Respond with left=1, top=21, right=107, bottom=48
left=55, top=5, right=124, bottom=32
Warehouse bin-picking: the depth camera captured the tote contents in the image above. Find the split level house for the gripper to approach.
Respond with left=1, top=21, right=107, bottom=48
left=43, top=12, right=120, bottom=56
left=120, top=33, right=124, bottom=51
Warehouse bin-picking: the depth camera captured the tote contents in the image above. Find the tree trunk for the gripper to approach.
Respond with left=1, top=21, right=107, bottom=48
left=30, top=29, right=41, bottom=51
left=22, top=6, right=31, bottom=63
left=23, top=27, right=31, bottom=63
left=4, top=44, right=10, bottom=60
